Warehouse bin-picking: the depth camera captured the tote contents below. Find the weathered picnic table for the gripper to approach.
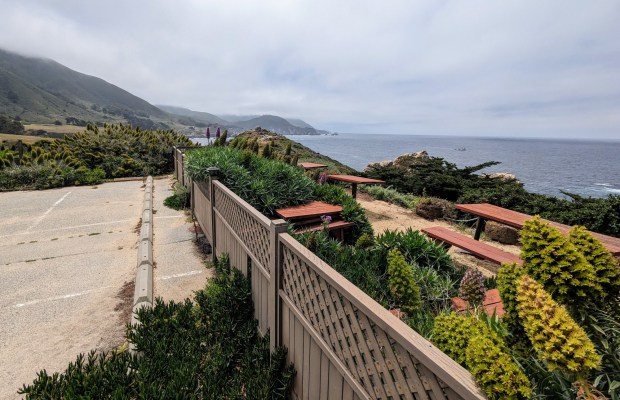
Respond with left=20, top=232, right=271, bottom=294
left=456, top=203, right=620, bottom=256
left=298, top=162, right=327, bottom=170
left=326, top=175, right=386, bottom=199
left=275, top=201, right=353, bottom=240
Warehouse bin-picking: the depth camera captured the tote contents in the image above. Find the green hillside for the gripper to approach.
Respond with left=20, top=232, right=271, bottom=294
left=0, top=49, right=166, bottom=127
left=229, top=128, right=356, bottom=174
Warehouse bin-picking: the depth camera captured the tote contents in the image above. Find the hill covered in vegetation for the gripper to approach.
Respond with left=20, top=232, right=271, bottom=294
left=228, top=128, right=355, bottom=174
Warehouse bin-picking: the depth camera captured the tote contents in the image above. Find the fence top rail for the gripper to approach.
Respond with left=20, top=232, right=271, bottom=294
left=279, top=232, right=487, bottom=399
left=213, top=180, right=272, bottom=229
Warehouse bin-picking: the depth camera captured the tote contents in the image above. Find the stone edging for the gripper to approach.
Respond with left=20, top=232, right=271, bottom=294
left=132, top=176, right=154, bottom=328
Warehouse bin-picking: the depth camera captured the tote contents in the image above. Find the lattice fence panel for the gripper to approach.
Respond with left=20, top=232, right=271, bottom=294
left=214, top=185, right=271, bottom=273
left=193, top=181, right=211, bottom=243
left=281, top=244, right=457, bottom=400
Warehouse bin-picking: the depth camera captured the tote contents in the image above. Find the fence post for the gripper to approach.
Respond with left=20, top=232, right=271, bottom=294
left=173, top=147, right=178, bottom=180
left=208, top=167, right=220, bottom=260
left=269, top=219, right=288, bottom=350
left=181, top=153, right=186, bottom=186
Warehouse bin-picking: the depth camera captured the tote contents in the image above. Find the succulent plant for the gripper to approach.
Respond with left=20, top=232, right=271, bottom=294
left=386, top=248, right=421, bottom=314
left=516, top=275, right=601, bottom=375
left=568, top=225, right=620, bottom=301
left=459, top=269, right=486, bottom=307
left=520, top=216, right=596, bottom=306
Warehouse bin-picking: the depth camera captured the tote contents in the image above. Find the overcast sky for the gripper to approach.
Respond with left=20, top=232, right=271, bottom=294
left=1, top=0, right=619, bottom=138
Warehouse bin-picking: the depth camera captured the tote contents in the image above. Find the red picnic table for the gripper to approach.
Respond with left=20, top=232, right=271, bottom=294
left=275, top=201, right=353, bottom=240
left=276, top=201, right=342, bottom=221
left=298, top=162, right=327, bottom=171
left=456, top=203, right=620, bottom=256
left=326, top=175, right=385, bottom=199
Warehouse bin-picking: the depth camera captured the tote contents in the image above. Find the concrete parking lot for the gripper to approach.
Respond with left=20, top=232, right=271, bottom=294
left=0, top=180, right=144, bottom=398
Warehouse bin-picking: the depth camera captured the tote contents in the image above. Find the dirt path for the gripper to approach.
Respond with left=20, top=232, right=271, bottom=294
left=355, top=192, right=520, bottom=277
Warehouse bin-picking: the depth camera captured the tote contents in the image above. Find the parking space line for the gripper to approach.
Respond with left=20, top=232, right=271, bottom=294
left=157, top=270, right=203, bottom=280
left=25, top=191, right=72, bottom=233
left=10, top=285, right=114, bottom=308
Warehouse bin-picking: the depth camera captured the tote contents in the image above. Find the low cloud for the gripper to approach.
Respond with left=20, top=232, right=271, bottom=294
left=1, top=0, right=618, bottom=138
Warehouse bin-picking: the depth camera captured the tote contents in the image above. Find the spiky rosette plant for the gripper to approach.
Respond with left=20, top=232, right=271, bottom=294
left=519, top=216, right=596, bottom=305
left=516, top=275, right=601, bottom=375
left=497, top=262, right=525, bottom=333
left=459, top=269, right=486, bottom=307
left=386, top=248, right=421, bottom=315
left=568, top=225, right=620, bottom=301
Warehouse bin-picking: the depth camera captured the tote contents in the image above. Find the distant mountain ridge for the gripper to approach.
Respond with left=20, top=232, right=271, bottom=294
left=0, top=48, right=328, bottom=135
left=160, top=106, right=327, bottom=135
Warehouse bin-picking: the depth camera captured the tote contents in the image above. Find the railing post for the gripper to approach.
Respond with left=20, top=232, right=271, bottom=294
left=181, top=153, right=186, bottom=186
left=269, top=219, right=288, bottom=350
left=208, top=167, right=220, bottom=260
left=173, top=146, right=178, bottom=180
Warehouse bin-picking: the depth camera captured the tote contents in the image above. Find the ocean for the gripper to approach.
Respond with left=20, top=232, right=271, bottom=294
left=284, top=134, right=620, bottom=198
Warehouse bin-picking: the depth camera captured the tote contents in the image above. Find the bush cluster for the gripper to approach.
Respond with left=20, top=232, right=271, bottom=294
left=19, top=255, right=295, bottom=398
left=495, top=218, right=618, bottom=398
left=433, top=313, right=531, bottom=399
left=163, top=182, right=191, bottom=210
left=0, top=123, right=194, bottom=191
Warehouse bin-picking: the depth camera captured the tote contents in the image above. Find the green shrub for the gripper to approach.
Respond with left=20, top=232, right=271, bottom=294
left=374, top=228, right=456, bottom=276
left=433, top=313, right=487, bottom=364
left=185, top=146, right=315, bottom=217
left=354, top=232, right=374, bottom=250
left=387, top=249, right=421, bottom=314
left=516, top=275, right=601, bottom=375
left=465, top=335, right=532, bottom=400
left=164, top=183, right=191, bottom=210
left=361, top=185, right=419, bottom=209
left=433, top=312, right=531, bottom=400
left=519, top=216, right=597, bottom=306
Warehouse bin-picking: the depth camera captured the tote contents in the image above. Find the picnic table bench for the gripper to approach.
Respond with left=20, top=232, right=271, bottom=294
left=275, top=201, right=352, bottom=240
left=456, top=203, right=620, bottom=256
left=326, top=175, right=385, bottom=199
left=421, top=226, right=523, bottom=266
left=298, top=162, right=327, bottom=170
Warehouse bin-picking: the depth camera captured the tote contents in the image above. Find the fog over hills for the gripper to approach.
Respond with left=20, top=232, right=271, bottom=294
left=0, top=48, right=327, bottom=135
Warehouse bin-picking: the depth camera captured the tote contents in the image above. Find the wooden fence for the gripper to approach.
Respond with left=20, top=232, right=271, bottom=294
left=174, top=148, right=486, bottom=400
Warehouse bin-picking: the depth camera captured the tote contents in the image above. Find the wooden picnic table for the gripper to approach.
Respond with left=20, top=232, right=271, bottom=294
left=276, top=201, right=343, bottom=221
left=298, top=162, right=327, bottom=170
left=456, top=203, right=620, bottom=255
left=326, top=175, right=386, bottom=199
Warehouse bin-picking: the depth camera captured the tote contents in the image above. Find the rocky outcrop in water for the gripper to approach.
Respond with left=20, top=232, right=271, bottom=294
left=365, top=151, right=430, bottom=171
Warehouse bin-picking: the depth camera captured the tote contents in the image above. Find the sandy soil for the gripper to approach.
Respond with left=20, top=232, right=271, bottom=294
left=355, top=192, right=521, bottom=277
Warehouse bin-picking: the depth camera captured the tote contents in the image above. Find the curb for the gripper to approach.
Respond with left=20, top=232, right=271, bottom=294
left=131, top=176, right=154, bottom=329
